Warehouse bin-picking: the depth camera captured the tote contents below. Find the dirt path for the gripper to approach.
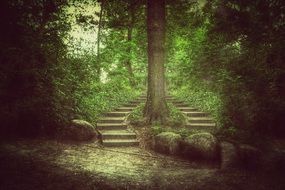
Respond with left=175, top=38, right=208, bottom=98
left=0, top=139, right=284, bottom=190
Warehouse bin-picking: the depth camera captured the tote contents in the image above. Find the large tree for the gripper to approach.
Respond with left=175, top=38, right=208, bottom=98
left=144, top=0, right=169, bottom=124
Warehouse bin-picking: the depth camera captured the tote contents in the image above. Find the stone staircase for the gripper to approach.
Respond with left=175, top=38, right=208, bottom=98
left=97, top=95, right=146, bottom=147
left=166, top=96, right=216, bottom=132
left=97, top=95, right=215, bottom=147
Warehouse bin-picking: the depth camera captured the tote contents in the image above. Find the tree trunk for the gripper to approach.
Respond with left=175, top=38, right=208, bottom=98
left=96, top=0, right=104, bottom=81
left=125, top=4, right=136, bottom=87
left=144, top=0, right=169, bottom=124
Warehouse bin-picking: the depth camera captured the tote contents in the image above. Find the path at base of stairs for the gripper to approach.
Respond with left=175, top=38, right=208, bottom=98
left=1, top=139, right=283, bottom=190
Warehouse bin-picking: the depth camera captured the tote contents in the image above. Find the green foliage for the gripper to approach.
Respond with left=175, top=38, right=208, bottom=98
left=78, top=80, right=139, bottom=123
left=168, top=0, right=285, bottom=138
left=150, top=125, right=165, bottom=136
left=167, top=103, right=187, bottom=127
left=172, top=82, right=222, bottom=127
left=128, top=103, right=144, bottom=122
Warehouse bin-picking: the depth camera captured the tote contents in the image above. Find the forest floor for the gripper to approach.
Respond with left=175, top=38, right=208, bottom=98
left=1, top=139, right=285, bottom=190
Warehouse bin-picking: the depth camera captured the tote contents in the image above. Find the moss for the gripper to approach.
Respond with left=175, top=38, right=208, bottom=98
left=151, top=125, right=165, bottom=136
left=149, top=125, right=198, bottom=140
left=154, top=132, right=182, bottom=155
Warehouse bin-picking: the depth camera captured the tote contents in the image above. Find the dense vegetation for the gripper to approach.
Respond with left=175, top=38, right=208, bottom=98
left=168, top=0, right=285, bottom=138
left=0, top=0, right=284, bottom=139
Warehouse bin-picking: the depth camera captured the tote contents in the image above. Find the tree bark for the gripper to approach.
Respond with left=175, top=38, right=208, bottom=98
left=144, top=0, right=169, bottom=124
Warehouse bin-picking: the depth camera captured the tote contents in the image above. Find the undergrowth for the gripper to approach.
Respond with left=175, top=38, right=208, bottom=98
left=128, top=102, right=186, bottom=126
left=128, top=101, right=200, bottom=138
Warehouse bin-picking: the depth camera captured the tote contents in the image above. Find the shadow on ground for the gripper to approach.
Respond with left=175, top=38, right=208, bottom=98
left=0, top=139, right=285, bottom=190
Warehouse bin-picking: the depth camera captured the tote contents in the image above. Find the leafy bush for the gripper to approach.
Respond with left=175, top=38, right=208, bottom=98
left=128, top=103, right=144, bottom=122
left=77, top=80, right=140, bottom=124
left=167, top=103, right=187, bottom=127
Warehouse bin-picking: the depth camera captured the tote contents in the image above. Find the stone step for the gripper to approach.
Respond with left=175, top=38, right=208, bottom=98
left=103, top=139, right=139, bottom=147
left=178, top=107, right=198, bottom=112
left=188, top=117, right=214, bottom=123
left=104, top=111, right=129, bottom=117
left=185, top=123, right=216, bottom=133
left=97, top=123, right=127, bottom=130
left=183, top=111, right=209, bottom=117
left=186, top=123, right=216, bottom=128
left=101, top=130, right=137, bottom=140
left=116, top=107, right=135, bottom=112
left=97, top=117, right=125, bottom=124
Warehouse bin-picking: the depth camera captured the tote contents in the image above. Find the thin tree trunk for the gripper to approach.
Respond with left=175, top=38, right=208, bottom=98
left=144, top=0, right=169, bottom=124
left=125, top=4, right=136, bottom=87
left=96, top=0, right=104, bottom=80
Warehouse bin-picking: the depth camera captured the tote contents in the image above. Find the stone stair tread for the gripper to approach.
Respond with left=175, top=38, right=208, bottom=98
left=101, top=130, right=135, bottom=135
left=102, top=131, right=137, bottom=140
left=186, top=123, right=216, bottom=126
left=97, top=124, right=127, bottom=130
left=106, top=111, right=129, bottom=114
left=178, top=108, right=198, bottom=111
left=188, top=117, right=213, bottom=120
left=103, top=139, right=139, bottom=147
left=118, top=106, right=135, bottom=108
left=97, top=123, right=126, bottom=127
left=116, top=107, right=135, bottom=109
left=96, top=95, right=149, bottom=146
left=98, top=117, right=125, bottom=120
left=183, top=111, right=207, bottom=114
left=104, top=139, right=138, bottom=142
left=104, top=112, right=129, bottom=117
